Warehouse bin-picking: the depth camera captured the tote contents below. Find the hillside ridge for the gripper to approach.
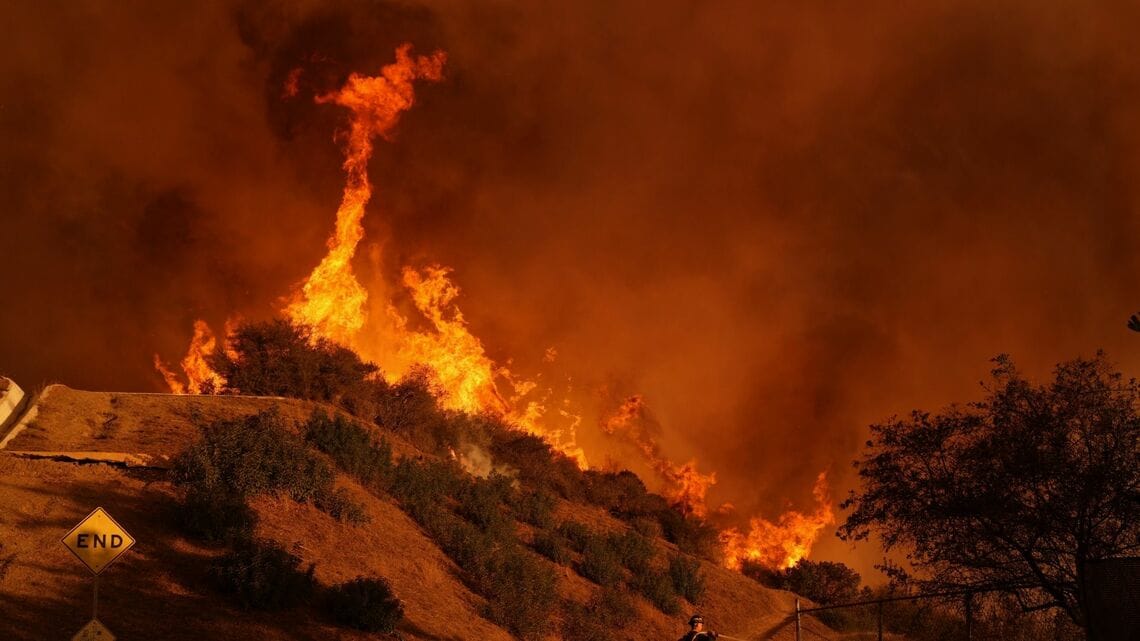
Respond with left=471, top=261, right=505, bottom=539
left=0, top=382, right=837, bottom=640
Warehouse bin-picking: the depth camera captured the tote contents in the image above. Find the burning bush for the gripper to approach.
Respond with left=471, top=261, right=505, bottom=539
left=208, top=319, right=379, bottom=404
left=324, top=576, right=404, bottom=633
left=210, top=540, right=316, bottom=611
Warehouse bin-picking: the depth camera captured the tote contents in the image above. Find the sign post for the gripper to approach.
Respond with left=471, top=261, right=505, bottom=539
left=62, top=507, right=134, bottom=641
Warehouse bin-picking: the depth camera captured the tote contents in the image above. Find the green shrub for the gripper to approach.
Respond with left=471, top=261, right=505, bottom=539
left=578, top=536, right=624, bottom=587
left=316, top=487, right=369, bottom=524
left=491, top=431, right=585, bottom=501
left=391, top=457, right=465, bottom=516
left=657, top=509, right=721, bottom=560
left=557, top=520, right=593, bottom=552
left=562, top=587, right=639, bottom=641
left=457, top=474, right=513, bottom=533
left=305, top=410, right=393, bottom=487
left=561, top=600, right=608, bottom=641
left=180, top=488, right=257, bottom=542
left=210, top=540, right=315, bottom=610
left=481, top=547, right=558, bottom=640
left=373, top=369, right=454, bottom=452
left=593, top=586, right=638, bottom=627
left=608, top=530, right=654, bottom=574
left=668, top=555, right=705, bottom=604
left=172, top=409, right=334, bottom=503
left=512, top=489, right=556, bottom=529
left=743, top=559, right=865, bottom=608
left=325, top=576, right=404, bottom=632
left=631, top=516, right=663, bottom=539
left=439, top=516, right=500, bottom=575
left=635, top=569, right=680, bottom=615
left=584, top=470, right=662, bottom=516
left=208, top=319, right=378, bottom=403
left=532, top=532, right=573, bottom=565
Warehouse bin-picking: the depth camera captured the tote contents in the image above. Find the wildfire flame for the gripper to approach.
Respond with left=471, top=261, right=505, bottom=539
left=281, top=45, right=587, bottom=465
left=153, top=319, right=226, bottom=395
left=719, top=471, right=835, bottom=570
left=601, top=395, right=717, bottom=516
left=286, top=44, right=446, bottom=346
left=156, top=43, right=832, bottom=571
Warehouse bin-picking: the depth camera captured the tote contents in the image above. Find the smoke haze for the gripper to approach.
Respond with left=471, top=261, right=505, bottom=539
left=3, top=0, right=1139, bottom=575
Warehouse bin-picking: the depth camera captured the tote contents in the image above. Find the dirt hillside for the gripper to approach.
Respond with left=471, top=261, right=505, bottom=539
left=0, top=385, right=837, bottom=640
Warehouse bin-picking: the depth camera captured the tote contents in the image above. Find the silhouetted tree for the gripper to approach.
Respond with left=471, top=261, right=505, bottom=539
left=744, top=558, right=865, bottom=605
left=840, top=353, right=1140, bottom=633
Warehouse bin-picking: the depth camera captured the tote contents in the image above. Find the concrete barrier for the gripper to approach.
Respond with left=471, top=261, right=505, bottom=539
left=0, top=377, right=25, bottom=432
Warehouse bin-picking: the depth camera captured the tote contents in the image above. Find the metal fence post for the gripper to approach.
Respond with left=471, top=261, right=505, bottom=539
left=794, top=598, right=801, bottom=641
left=877, top=600, right=884, bottom=641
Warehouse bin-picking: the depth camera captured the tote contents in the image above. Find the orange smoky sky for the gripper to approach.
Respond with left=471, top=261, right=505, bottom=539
left=2, top=1, right=1140, bottom=578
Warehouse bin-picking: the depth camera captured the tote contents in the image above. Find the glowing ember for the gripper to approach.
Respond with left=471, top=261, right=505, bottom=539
left=719, top=471, right=835, bottom=570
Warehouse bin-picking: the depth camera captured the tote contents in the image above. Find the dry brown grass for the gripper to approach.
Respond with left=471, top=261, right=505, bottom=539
left=0, top=385, right=835, bottom=641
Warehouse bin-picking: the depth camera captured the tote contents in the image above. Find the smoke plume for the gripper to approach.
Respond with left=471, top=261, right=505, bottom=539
left=3, top=0, right=1139, bottom=575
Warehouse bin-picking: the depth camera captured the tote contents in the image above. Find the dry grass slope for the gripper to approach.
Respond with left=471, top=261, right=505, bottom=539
left=0, top=386, right=837, bottom=640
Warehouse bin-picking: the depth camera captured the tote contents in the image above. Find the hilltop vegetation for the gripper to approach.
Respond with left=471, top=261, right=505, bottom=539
left=0, top=319, right=837, bottom=640
left=180, top=319, right=733, bottom=638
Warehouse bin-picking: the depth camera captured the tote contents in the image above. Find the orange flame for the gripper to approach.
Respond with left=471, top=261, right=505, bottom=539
left=387, top=265, right=589, bottom=466
left=393, top=265, right=507, bottom=415
left=153, top=354, right=185, bottom=395
left=154, top=319, right=226, bottom=394
left=719, top=471, right=835, bottom=571
left=601, top=395, right=717, bottom=516
left=159, top=46, right=829, bottom=570
left=286, top=44, right=446, bottom=346
left=280, top=45, right=587, bottom=467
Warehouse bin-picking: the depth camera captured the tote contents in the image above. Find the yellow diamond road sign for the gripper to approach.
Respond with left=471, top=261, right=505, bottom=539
left=61, top=507, right=135, bottom=575
left=72, top=618, right=115, bottom=641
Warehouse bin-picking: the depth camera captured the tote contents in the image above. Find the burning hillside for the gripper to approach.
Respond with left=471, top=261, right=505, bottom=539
left=154, top=44, right=832, bottom=571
